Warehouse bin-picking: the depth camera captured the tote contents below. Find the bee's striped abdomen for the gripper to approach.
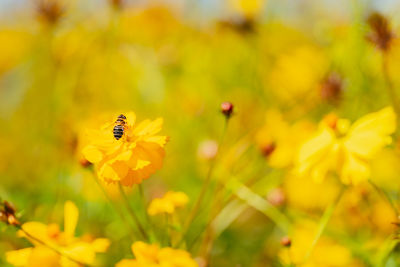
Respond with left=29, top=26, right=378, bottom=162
left=113, top=124, right=124, bottom=140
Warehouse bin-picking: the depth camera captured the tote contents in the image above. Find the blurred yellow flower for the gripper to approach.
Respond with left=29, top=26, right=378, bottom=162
left=0, top=29, right=31, bottom=75
left=279, top=222, right=358, bottom=267
left=268, top=45, right=328, bottom=104
left=147, top=191, right=189, bottom=216
left=116, top=241, right=198, bottom=267
left=297, top=107, right=396, bottom=185
left=82, top=112, right=168, bottom=186
left=6, top=201, right=109, bottom=267
left=256, top=109, right=315, bottom=168
left=228, top=0, right=266, bottom=17
left=284, top=174, right=341, bottom=211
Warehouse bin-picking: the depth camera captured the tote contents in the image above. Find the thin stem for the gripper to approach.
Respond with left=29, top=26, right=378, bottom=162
left=118, top=182, right=149, bottom=240
left=138, top=184, right=156, bottom=242
left=91, top=172, right=139, bottom=240
left=16, top=225, right=90, bottom=266
left=166, top=214, right=171, bottom=246
left=382, top=53, right=400, bottom=118
left=138, top=184, right=151, bottom=227
left=303, top=187, right=345, bottom=262
left=369, top=180, right=399, bottom=216
left=176, top=118, right=229, bottom=247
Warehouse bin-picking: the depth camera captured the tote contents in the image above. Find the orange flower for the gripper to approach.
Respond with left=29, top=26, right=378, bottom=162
left=82, top=112, right=168, bottom=186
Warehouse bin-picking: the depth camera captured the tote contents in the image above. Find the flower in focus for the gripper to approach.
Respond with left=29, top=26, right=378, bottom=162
left=82, top=112, right=168, bottom=187
left=296, top=107, right=396, bottom=185
left=116, top=241, right=198, bottom=267
left=256, top=109, right=315, bottom=168
left=6, top=201, right=110, bottom=267
left=147, top=191, right=189, bottom=216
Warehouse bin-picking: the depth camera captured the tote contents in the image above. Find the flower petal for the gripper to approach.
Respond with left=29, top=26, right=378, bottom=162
left=64, top=201, right=79, bottom=238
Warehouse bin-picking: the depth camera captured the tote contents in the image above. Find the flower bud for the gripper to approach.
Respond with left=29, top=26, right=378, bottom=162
left=110, top=0, right=124, bottom=9
left=221, top=102, right=234, bottom=119
left=36, top=0, right=64, bottom=25
left=79, top=157, right=92, bottom=168
left=261, top=143, right=276, bottom=157
left=197, top=140, right=218, bottom=160
left=367, top=12, right=394, bottom=52
left=280, top=236, right=291, bottom=247
left=320, top=73, right=343, bottom=104
left=267, top=188, right=285, bottom=206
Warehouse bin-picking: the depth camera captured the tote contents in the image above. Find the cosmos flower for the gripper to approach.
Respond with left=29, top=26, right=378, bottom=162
left=228, top=0, right=266, bottom=18
left=147, top=191, right=189, bottom=216
left=6, top=201, right=109, bottom=267
left=116, top=241, right=198, bottom=267
left=279, top=222, right=356, bottom=267
left=255, top=109, right=315, bottom=168
left=82, top=112, right=168, bottom=187
left=296, top=107, right=396, bottom=185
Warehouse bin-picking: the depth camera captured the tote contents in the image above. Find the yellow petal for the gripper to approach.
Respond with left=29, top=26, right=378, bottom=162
left=345, top=106, right=396, bottom=158
left=20, top=222, right=52, bottom=244
left=131, top=241, right=159, bottom=262
left=82, top=145, right=103, bottom=163
left=133, top=118, right=163, bottom=136
left=28, top=247, right=59, bottom=267
left=91, top=238, right=110, bottom=253
left=116, top=259, right=141, bottom=267
left=134, top=159, right=151, bottom=170
left=64, top=201, right=79, bottom=238
left=62, top=242, right=95, bottom=266
left=341, top=151, right=370, bottom=185
left=6, top=248, right=32, bottom=266
left=297, top=128, right=334, bottom=175
left=142, top=135, right=169, bottom=147
left=125, top=112, right=136, bottom=128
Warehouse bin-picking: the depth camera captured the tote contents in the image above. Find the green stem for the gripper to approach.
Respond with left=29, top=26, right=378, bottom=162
left=166, top=214, right=171, bottom=246
left=91, top=172, right=139, bottom=240
left=138, top=184, right=151, bottom=226
left=303, top=187, right=345, bottom=262
left=118, top=182, right=149, bottom=241
left=176, top=118, right=229, bottom=247
left=369, top=180, right=399, bottom=216
left=382, top=53, right=400, bottom=119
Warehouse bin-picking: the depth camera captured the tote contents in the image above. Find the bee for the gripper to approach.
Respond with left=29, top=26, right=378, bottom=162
left=113, top=114, right=127, bottom=140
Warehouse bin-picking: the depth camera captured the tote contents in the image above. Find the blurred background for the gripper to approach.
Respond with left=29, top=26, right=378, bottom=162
left=1, top=0, right=400, bottom=266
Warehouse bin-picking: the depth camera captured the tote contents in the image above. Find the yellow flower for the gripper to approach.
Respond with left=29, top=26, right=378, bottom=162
left=279, top=222, right=360, bottom=267
left=147, top=191, right=189, bottom=216
left=228, top=0, right=266, bottom=17
left=116, top=241, right=198, bottom=267
left=6, top=201, right=110, bottom=267
left=297, top=107, right=396, bottom=185
left=284, top=174, right=341, bottom=211
left=255, top=109, right=315, bottom=168
left=82, top=112, right=168, bottom=186
left=267, top=45, right=328, bottom=104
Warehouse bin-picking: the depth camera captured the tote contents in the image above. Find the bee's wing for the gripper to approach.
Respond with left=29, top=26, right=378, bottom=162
left=100, top=121, right=116, bottom=131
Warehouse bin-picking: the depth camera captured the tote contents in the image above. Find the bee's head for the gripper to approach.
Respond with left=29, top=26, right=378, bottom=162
left=118, top=114, right=127, bottom=120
